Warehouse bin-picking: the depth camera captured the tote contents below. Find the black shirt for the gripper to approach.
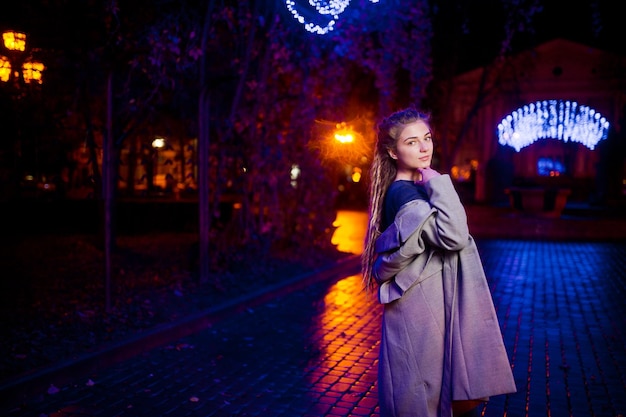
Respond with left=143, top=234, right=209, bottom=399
left=382, top=180, right=429, bottom=231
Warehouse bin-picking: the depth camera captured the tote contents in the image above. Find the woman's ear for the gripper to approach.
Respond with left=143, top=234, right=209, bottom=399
left=387, top=148, right=398, bottom=160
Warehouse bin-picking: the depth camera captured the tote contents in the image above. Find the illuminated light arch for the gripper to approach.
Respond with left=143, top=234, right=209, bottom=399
left=284, top=0, right=380, bottom=35
left=497, top=100, right=610, bottom=152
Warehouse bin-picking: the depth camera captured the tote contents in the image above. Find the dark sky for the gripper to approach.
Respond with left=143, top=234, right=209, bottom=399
left=512, top=0, right=625, bottom=62
left=1, top=1, right=624, bottom=73
left=523, top=0, right=623, bottom=53
left=436, top=0, right=625, bottom=72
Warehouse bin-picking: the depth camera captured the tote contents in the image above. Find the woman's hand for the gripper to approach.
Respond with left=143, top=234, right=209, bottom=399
left=416, top=167, right=441, bottom=184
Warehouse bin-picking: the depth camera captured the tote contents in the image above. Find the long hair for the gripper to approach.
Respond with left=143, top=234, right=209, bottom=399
left=361, top=108, right=431, bottom=292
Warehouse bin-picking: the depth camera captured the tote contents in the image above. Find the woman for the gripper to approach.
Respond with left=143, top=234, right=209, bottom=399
left=362, top=108, right=516, bottom=417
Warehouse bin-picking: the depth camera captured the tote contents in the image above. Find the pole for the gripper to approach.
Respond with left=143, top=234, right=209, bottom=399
left=198, top=90, right=210, bottom=282
left=103, top=72, right=113, bottom=312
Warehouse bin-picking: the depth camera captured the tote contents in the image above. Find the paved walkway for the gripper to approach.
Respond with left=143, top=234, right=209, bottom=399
left=3, top=239, right=626, bottom=416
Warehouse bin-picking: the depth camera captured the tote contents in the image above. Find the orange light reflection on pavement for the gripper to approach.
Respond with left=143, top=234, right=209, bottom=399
left=305, top=210, right=380, bottom=411
left=306, top=274, right=381, bottom=410
left=331, top=210, right=368, bottom=255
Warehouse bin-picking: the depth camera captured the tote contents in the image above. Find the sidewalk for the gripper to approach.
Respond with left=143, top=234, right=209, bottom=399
left=465, top=203, right=626, bottom=240
left=3, top=238, right=626, bottom=416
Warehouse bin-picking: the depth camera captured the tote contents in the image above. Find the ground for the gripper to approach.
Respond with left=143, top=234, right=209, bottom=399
left=0, top=232, right=349, bottom=383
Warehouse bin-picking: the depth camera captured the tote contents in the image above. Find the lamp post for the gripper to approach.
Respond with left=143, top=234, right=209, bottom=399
left=334, top=122, right=355, bottom=144
left=0, top=30, right=44, bottom=88
left=151, top=137, right=165, bottom=193
left=330, top=121, right=370, bottom=208
left=0, top=29, right=45, bottom=198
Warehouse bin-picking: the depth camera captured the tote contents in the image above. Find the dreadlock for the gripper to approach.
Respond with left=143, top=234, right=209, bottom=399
left=361, top=108, right=431, bottom=292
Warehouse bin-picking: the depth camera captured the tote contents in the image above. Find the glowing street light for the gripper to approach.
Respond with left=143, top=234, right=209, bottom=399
left=315, top=118, right=372, bottom=167
left=334, top=122, right=355, bottom=143
left=0, top=30, right=45, bottom=86
left=1, top=30, right=46, bottom=197
left=149, top=137, right=167, bottom=192
left=334, top=131, right=354, bottom=144
left=152, top=137, right=165, bottom=149
left=3, top=31, right=26, bottom=51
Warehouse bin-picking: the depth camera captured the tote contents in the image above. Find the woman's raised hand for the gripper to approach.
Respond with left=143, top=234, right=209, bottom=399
left=416, top=167, right=441, bottom=184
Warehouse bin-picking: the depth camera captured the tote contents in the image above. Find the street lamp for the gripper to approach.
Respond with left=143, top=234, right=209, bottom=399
left=0, top=30, right=45, bottom=198
left=152, top=137, right=165, bottom=149
left=0, top=30, right=45, bottom=86
left=150, top=137, right=166, bottom=192
left=334, top=122, right=355, bottom=144
left=328, top=121, right=366, bottom=162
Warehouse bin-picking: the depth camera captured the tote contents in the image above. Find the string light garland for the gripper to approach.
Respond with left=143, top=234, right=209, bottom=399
left=497, top=100, right=610, bottom=152
left=285, top=0, right=380, bottom=35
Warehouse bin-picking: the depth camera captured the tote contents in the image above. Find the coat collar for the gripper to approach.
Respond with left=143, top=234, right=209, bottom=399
left=375, top=199, right=435, bottom=254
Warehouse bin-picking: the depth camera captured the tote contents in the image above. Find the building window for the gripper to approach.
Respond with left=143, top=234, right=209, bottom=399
left=537, top=157, right=565, bottom=177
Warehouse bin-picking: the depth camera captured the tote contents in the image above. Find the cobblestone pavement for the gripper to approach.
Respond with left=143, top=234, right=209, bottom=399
left=3, top=239, right=626, bottom=417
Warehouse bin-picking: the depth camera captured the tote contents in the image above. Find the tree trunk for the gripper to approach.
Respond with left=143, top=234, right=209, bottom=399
left=197, top=0, right=216, bottom=283
left=198, top=90, right=210, bottom=283
left=103, top=71, right=115, bottom=312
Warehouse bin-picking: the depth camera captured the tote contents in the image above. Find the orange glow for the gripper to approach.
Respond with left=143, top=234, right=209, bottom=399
left=0, top=55, right=10, bottom=82
left=305, top=273, right=381, bottom=406
left=334, top=122, right=356, bottom=144
left=325, top=125, right=365, bottom=163
left=22, top=60, right=44, bottom=84
left=152, top=137, right=165, bottom=148
left=2, top=31, right=26, bottom=52
left=450, top=159, right=478, bottom=182
left=334, top=131, right=354, bottom=144
left=331, top=210, right=367, bottom=255
left=312, top=117, right=374, bottom=170
left=1, top=32, right=44, bottom=85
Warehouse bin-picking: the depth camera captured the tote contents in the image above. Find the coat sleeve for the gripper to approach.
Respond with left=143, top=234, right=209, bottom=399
left=372, top=199, right=433, bottom=284
left=373, top=233, right=426, bottom=285
left=372, top=175, right=469, bottom=285
left=420, top=174, right=469, bottom=251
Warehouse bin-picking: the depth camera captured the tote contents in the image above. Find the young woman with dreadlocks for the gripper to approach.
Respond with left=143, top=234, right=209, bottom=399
left=361, top=107, right=516, bottom=417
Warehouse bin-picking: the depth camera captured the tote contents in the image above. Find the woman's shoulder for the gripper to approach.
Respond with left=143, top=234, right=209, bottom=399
left=387, top=180, right=427, bottom=202
left=388, top=179, right=417, bottom=191
left=382, top=180, right=428, bottom=231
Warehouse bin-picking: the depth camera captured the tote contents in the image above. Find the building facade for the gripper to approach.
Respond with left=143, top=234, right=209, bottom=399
left=445, top=39, right=626, bottom=206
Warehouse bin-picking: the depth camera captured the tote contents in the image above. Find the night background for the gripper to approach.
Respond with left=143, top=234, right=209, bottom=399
left=0, top=0, right=625, bottom=415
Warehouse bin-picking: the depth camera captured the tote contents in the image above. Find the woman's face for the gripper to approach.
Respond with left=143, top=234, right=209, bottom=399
left=388, top=120, right=433, bottom=179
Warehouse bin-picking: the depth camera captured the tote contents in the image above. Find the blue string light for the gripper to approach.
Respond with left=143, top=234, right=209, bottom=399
left=285, top=0, right=380, bottom=35
left=497, top=100, right=610, bottom=151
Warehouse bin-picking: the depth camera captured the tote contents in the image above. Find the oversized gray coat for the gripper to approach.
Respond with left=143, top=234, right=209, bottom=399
left=373, top=175, right=516, bottom=417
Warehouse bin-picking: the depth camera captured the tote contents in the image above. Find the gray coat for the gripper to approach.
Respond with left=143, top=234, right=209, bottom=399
left=373, top=175, right=516, bottom=417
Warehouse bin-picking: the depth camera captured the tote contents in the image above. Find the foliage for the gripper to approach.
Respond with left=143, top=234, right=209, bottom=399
left=427, top=0, right=544, bottom=170
left=191, top=0, right=434, bottom=256
left=326, top=0, right=433, bottom=115
left=2, top=0, right=435, bottom=265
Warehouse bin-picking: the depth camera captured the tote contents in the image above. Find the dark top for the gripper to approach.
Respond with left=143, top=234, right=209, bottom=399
left=382, top=180, right=429, bottom=231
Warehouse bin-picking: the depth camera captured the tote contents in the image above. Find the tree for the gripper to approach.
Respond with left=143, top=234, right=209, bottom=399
left=141, top=0, right=437, bottom=282
left=3, top=0, right=436, bottom=293
left=426, top=0, right=543, bottom=173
